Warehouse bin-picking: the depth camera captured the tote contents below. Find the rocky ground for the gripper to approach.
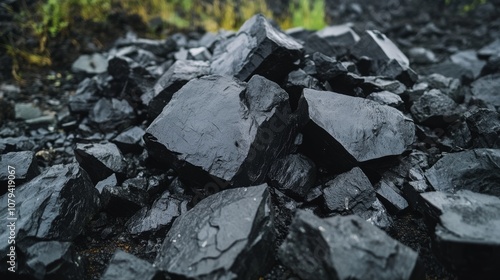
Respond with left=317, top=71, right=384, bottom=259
left=1, top=0, right=500, bottom=279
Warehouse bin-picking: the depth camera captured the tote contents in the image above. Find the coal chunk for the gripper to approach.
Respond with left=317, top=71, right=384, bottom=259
left=0, top=164, right=100, bottom=264
left=88, top=98, right=135, bottom=132
left=72, top=53, right=108, bottom=74
left=112, top=126, right=145, bottom=153
left=101, top=250, right=162, bottom=280
left=145, top=60, right=210, bottom=119
left=350, top=30, right=409, bottom=67
left=278, top=211, right=421, bottom=280
left=154, top=184, right=274, bottom=279
left=75, top=142, right=126, bottom=185
left=312, top=52, right=348, bottom=81
left=68, top=77, right=103, bottom=114
left=299, top=89, right=414, bottom=171
left=470, top=74, right=500, bottom=109
left=267, top=154, right=316, bottom=198
left=410, top=89, right=459, bottom=127
left=101, top=184, right=149, bottom=217
left=145, top=75, right=295, bottom=187
left=0, top=151, right=39, bottom=185
left=304, top=24, right=360, bottom=57
left=366, top=90, right=404, bottom=110
left=466, top=109, right=500, bottom=148
left=420, top=191, right=500, bottom=278
left=125, top=190, right=184, bottom=236
left=23, top=241, right=85, bottom=280
left=376, top=181, right=409, bottom=213
left=210, top=14, right=303, bottom=82
left=425, top=149, right=500, bottom=196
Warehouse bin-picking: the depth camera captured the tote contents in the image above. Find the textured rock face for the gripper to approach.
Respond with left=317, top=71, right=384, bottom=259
left=75, top=142, right=127, bottom=185
left=0, top=151, right=39, bottom=186
left=88, top=98, right=136, bottom=132
left=410, top=89, right=460, bottom=127
left=154, top=184, right=274, bottom=279
left=425, top=149, right=500, bottom=197
left=210, top=14, right=303, bottom=82
left=466, top=109, right=500, bottom=148
left=278, top=211, right=421, bottom=280
left=299, top=89, right=415, bottom=171
left=144, top=75, right=296, bottom=187
left=267, top=154, right=316, bottom=198
left=101, top=250, right=162, bottom=280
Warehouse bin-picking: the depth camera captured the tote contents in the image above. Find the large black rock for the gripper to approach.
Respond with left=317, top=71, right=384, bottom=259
left=420, top=190, right=500, bottom=278
left=75, top=142, right=127, bottom=185
left=470, top=74, right=500, bottom=110
left=425, top=149, right=500, bottom=197
left=299, top=89, right=415, bottom=172
left=0, top=164, right=100, bottom=270
left=465, top=109, right=500, bottom=148
left=278, top=211, right=421, bottom=280
left=410, top=89, right=460, bottom=127
left=144, top=75, right=296, bottom=188
left=101, top=250, right=162, bottom=280
left=267, top=153, right=316, bottom=199
left=210, top=14, right=303, bottom=82
left=154, top=184, right=274, bottom=279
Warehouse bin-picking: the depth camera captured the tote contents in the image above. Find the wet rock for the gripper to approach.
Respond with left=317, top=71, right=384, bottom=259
left=210, top=14, right=303, bottom=82
left=437, top=120, right=472, bottom=151
left=267, top=154, right=316, bottom=199
left=0, top=151, right=39, bottom=186
left=376, top=181, right=409, bottom=213
left=478, top=39, right=500, bottom=58
left=154, top=184, right=274, bottom=279
left=112, top=126, right=145, bottom=153
left=299, top=89, right=414, bottom=172
left=420, top=190, right=500, bottom=278
left=126, top=190, right=184, bottom=236
left=74, top=142, right=126, bottom=184
left=470, top=74, right=500, bottom=109
left=466, top=109, right=500, bottom=148
left=408, top=47, right=437, bottom=64
left=425, top=149, right=500, bottom=197
left=68, top=77, right=103, bottom=114
left=88, top=98, right=135, bottom=132
left=410, top=89, right=459, bottom=127
left=366, top=90, right=404, bottom=110
left=23, top=241, right=85, bottom=280
left=101, top=184, right=149, bottom=217
left=101, top=250, right=162, bottom=280
left=145, top=75, right=295, bottom=188
left=351, top=30, right=409, bottom=67
left=304, top=24, right=360, bottom=57
left=72, top=53, right=108, bottom=74
left=0, top=164, right=100, bottom=265
left=278, top=211, right=421, bottom=280
left=450, top=50, right=485, bottom=79
left=145, top=60, right=210, bottom=119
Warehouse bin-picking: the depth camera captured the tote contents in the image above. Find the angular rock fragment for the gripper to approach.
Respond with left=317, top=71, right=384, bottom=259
left=210, top=14, right=303, bottom=82
left=422, top=60, right=474, bottom=82
left=75, top=142, right=126, bottom=184
left=410, top=89, right=459, bottom=127
left=68, top=76, right=104, bottom=114
left=425, top=149, right=500, bottom=196
left=351, top=30, right=409, bottom=67
left=89, top=98, right=135, bottom=132
left=15, top=102, right=42, bottom=120
left=278, top=211, right=421, bottom=280
left=0, top=164, right=100, bottom=265
left=145, top=75, right=295, bottom=187
left=101, top=184, right=149, bottom=217
left=101, top=250, right=162, bottom=280
left=0, top=151, right=39, bottom=185
left=478, top=39, right=500, bottom=58
left=299, top=89, right=414, bottom=172
left=470, top=73, right=500, bottom=109
left=154, top=184, right=274, bottom=279
left=23, top=241, right=85, bottom=280
left=377, top=59, right=418, bottom=87
left=466, top=109, right=500, bottom=148
left=450, top=50, right=485, bottom=79
left=408, top=47, right=437, bottom=64
left=145, top=60, right=210, bottom=119
left=113, top=126, right=145, bottom=153
left=366, top=90, right=404, bottom=110
left=304, top=24, right=360, bottom=57
left=267, top=154, right=316, bottom=198
left=422, top=73, right=462, bottom=103
left=312, top=52, right=347, bottom=81
left=95, top=173, right=117, bottom=194
left=285, top=69, right=322, bottom=109
left=126, top=189, right=184, bottom=236
left=376, top=181, right=409, bottom=213
left=420, top=191, right=500, bottom=277
left=72, top=53, right=108, bottom=74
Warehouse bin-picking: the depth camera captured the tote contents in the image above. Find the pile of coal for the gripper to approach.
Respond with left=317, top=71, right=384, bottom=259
left=2, top=12, right=500, bottom=280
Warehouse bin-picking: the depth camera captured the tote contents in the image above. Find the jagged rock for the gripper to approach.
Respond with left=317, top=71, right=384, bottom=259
left=470, top=74, right=500, bottom=109
left=144, top=75, right=295, bottom=187
left=154, top=184, right=274, bottom=279
left=0, top=136, right=35, bottom=154
left=115, top=33, right=177, bottom=57
left=145, top=60, right=210, bottom=119
left=68, top=77, right=103, bottom=114
left=0, top=164, right=100, bottom=269
left=350, top=30, right=409, bottom=67
left=23, top=241, right=85, bottom=280
left=421, top=73, right=462, bottom=103
left=210, top=14, right=303, bottom=82
left=478, top=39, right=500, bottom=58
left=101, top=250, right=162, bottom=280
left=88, top=98, right=135, bottom=132
left=366, top=90, right=404, bottom=110
left=101, top=184, right=149, bottom=216
left=377, top=59, right=418, bottom=87
left=450, top=50, right=485, bottom=79
left=304, top=24, right=360, bottom=57
left=312, top=52, right=348, bottom=81
left=425, top=149, right=500, bottom=197
left=299, top=89, right=414, bottom=172
left=113, top=126, right=145, bottom=153
left=437, top=120, right=472, bottom=151
left=466, top=109, right=500, bottom=148
left=126, top=190, right=184, bottom=236
left=410, top=89, right=459, bottom=127
left=285, top=69, right=322, bottom=109
left=278, top=211, right=421, bottom=280
left=420, top=190, right=500, bottom=278
left=74, top=142, right=126, bottom=185
left=0, top=151, right=39, bottom=186
left=72, top=53, right=108, bottom=74
left=408, top=47, right=437, bottom=64
left=376, top=181, right=409, bottom=213
left=95, top=173, right=117, bottom=194
left=267, top=154, right=316, bottom=198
